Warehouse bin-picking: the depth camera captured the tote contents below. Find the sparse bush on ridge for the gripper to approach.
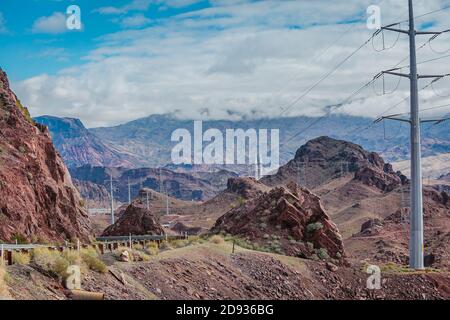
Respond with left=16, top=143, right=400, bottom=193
left=316, top=248, right=330, bottom=260
left=306, top=222, right=324, bottom=233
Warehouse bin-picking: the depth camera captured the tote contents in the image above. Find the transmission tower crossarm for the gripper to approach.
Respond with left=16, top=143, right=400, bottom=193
left=382, top=70, right=410, bottom=78
left=416, top=31, right=444, bottom=35
left=381, top=26, right=409, bottom=34
left=418, top=74, right=447, bottom=79
left=420, top=117, right=450, bottom=123
left=379, top=115, right=411, bottom=123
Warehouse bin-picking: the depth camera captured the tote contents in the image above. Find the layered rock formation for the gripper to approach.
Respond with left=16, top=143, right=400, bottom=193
left=262, top=136, right=406, bottom=191
left=73, top=179, right=110, bottom=208
left=34, top=116, right=139, bottom=168
left=102, top=202, right=164, bottom=236
left=211, top=182, right=345, bottom=263
left=0, top=68, right=91, bottom=242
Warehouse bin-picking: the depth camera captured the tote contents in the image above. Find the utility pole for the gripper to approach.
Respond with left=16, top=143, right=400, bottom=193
left=109, top=174, right=115, bottom=225
left=377, top=0, right=449, bottom=269
left=128, top=178, right=131, bottom=204
left=166, top=191, right=170, bottom=216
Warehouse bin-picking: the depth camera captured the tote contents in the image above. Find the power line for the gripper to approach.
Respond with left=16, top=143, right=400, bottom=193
left=282, top=75, right=381, bottom=145
left=278, top=33, right=378, bottom=117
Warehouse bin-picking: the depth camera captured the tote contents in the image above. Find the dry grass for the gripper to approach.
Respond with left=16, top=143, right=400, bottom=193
left=144, top=242, right=159, bottom=256
left=0, top=263, right=8, bottom=298
left=31, top=248, right=68, bottom=277
left=209, top=235, right=225, bottom=245
left=31, top=247, right=107, bottom=278
left=79, top=248, right=108, bottom=273
left=12, top=252, right=31, bottom=265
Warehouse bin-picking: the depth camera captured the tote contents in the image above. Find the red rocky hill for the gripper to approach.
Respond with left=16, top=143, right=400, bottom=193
left=0, top=68, right=91, bottom=242
left=211, top=182, right=345, bottom=264
left=102, top=202, right=164, bottom=236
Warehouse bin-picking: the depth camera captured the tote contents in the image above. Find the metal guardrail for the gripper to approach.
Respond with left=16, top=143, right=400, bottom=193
left=95, top=235, right=179, bottom=242
left=0, top=234, right=187, bottom=266
left=0, top=244, right=55, bottom=250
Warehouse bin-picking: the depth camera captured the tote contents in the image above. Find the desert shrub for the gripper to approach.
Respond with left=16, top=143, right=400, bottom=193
left=0, top=264, right=8, bottom=298
left=144, top=241, right=160, bottom=254
left=80, top=248, right=107, bottom=273
left=12, top=252, right=30, bottom=265
left=16, top=100, right=35, bottom=124
left=146, top=242, right=159, bottom=249
left=11, top=233, right=28, bottom=244
left=316, top=248, right=330, bottom=260
left=145, top=246, right=159, bottom=256
left=310, top=254, right=319, bottom=261
left=306, top=222, right=324, bottom=233
left=209, top=235, right=224, bottom=245
left=170, top=239, right=189, bottom=248
left=133, top=244, right=144, bottom=251
left=61, top=250, right=82, bottom=265
left=237, top=196, right=246, bottom=206
left=32, top=247, right=107, bottom=277
left=133, top=250, right=151, bottom=262
left=31, top=248, right=65, bottom=275
left=187, top=236, right=203, bottom=245
left=159, top=241, right=173, bottom=251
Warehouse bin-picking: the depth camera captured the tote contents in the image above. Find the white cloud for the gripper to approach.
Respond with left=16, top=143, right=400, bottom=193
left=32, top=12, right=67, bottom=34
left=14, top=0, right=450, bottom=127
left=95, top=0, right=153, bottom=15
left=119, top=14, right=152, bottom=28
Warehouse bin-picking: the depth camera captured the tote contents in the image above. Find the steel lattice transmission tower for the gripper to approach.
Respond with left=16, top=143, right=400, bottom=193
left=378, top=0, right=449, bottom=269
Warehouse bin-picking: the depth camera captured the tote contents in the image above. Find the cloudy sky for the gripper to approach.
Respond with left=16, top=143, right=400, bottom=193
left=1, top=0, right=450, bottom=127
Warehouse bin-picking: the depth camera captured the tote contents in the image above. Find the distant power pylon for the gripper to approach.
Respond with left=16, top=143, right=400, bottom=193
left=127, top=177, right=132, bottom=204
left=109, top=174, right=116, bottom=225
left=376, top=0, right=450, bottom=269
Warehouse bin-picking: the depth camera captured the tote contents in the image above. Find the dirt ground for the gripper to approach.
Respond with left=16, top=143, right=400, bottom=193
left=2, top=242, right=449, bottom=300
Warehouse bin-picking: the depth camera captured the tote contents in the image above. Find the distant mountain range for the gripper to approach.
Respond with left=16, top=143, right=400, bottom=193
left=34, top=116, right=141, bottom=168
left=34, top=114, right=450, bottom=169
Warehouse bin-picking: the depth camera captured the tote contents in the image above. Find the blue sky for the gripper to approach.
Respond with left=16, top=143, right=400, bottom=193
left=0, top=0, right=212, bottom=80
left=0, top=0, right=449, bottom=127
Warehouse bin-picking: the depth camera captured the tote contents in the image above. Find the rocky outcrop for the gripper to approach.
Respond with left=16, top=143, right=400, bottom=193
left=101, top=203, right=164, bottom=236
left=0, top=68, right=91, bottom=242
left=73, top=179, right=110, bottom=207
left=353, top=186, right=450, bottom=269
left=354, top=163, right=402, bottom=192
left=262, top=136, right=406, bottom=192
left=211, top=182, right=345, bottom=263
left=226, top=177, right=268, bottom=199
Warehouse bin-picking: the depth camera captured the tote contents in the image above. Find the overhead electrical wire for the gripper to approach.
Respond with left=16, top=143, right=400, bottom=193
left=280, top=3, right=450, bottom=146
